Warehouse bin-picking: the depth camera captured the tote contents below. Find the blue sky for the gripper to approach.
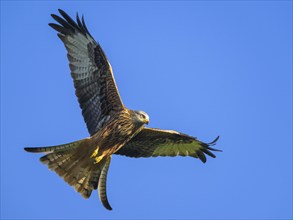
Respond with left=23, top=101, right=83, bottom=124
left=1, top=1, right=292, bottom=219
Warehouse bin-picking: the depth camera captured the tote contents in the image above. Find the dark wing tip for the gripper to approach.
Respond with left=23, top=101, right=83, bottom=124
left=201, top=148, right=216, bottom=158
left=49, top=9, right=88, bottom=36
left=206, top=136, right=222, bottom=152
left=208, top=136, right=220, bottom=145
left=48, top=23, right=71, bottom=35
left=81, top=14, right=93, bottom=38
left=199, top=136, right=221, bottom=161
left=207, top=146, right=222, bottom=152
left=58, top=8, right=68, bottom=18
left=197, top=151, right=207, bottom=163
left=58, top=8, right=65, bottom=13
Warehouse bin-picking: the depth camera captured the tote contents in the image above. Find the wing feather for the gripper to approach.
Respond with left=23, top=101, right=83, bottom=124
left=115, top=128, right=221, bottom=163
left=50, top=9, right=124, bottom=136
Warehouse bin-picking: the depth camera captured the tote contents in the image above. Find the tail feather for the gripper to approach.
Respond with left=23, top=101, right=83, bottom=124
left=24, top=139, right=84, bottom=153
left=52, top=154, right=75, bottom=174
left=24, top=138, right=113, bottom=209
left=75, top=171, right=94, bottom=198
left=62, top=148, right=94, bottom=186
left=75, top=165, right=102, bottom=199
left=40, top=151, right=73, bottom=168
left=98, top=156, right=112, bottom=210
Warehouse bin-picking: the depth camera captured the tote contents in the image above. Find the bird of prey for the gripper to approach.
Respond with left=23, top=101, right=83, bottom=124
left=25, top=9, right=221, bottom=211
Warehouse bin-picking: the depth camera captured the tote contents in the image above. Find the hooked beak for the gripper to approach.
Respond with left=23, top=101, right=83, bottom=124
left=144, top=116, right=150, bottom=125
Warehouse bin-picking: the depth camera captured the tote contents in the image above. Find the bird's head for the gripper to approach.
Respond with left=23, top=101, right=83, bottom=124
left=134, top=110, right=149, bottom=125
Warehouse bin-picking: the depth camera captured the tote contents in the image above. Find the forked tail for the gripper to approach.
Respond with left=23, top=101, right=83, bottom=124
left=24, top=139, right=113, bottom=210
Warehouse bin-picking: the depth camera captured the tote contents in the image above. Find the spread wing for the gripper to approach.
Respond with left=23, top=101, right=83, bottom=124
left=50, top=9, right=124, bottom=136
left=115, top=128, right=221, bottom=163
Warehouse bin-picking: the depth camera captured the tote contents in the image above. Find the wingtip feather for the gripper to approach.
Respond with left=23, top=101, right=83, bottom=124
left=207, top=146, right=222, bottom=152
left=49, top=23, right=71, bottom=35
left=208, top=136, right=220, bottom=145
left=58, top=8, right=66, bottom=15
left=206, top=135, right=222, bottom=152
left=197, top=151, right=207, bottom=163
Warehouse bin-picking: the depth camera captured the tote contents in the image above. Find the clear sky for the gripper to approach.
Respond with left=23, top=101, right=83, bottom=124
left=1, top=1, right=292, bottom=219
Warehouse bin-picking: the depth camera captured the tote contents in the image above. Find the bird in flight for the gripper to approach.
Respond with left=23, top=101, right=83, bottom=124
left=25, top=9, right=221, bottom=211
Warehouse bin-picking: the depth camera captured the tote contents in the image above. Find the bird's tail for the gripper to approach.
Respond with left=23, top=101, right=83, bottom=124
left=24, top=139, right=112, bottom=209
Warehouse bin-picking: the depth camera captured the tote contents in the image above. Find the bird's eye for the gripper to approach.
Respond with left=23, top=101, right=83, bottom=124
left=140, top=114, right=145, bottom=119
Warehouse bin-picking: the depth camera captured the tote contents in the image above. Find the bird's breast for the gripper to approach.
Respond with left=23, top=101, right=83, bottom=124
left=90, top=110, right=143, bottom=156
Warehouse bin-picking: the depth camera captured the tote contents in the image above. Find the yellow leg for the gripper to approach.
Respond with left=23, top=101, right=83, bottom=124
left=94, top=155, right=104, bottom=164
left=91, top=148, right=99, bottom=158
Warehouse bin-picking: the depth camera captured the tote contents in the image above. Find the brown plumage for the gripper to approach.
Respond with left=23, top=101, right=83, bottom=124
left=24, top=9, right=221, bottom=211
